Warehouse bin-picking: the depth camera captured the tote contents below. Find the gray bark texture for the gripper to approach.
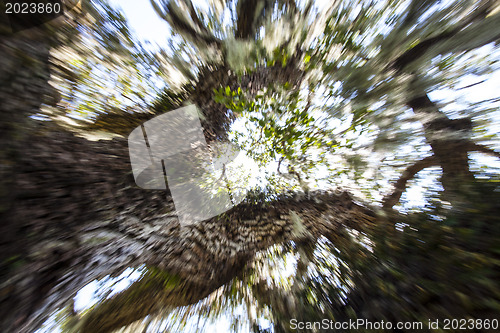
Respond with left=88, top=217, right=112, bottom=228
left=0, top=14, right=374, bottom=333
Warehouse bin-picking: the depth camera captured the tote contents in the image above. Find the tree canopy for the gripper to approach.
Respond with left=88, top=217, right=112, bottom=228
left=1, top=0, right=500, bottom=332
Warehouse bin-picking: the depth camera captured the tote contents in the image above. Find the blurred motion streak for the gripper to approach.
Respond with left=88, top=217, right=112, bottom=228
left=0, top=0, right=499, bottom=332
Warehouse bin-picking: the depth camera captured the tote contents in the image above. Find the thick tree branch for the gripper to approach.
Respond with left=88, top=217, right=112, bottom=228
left=391, top=0, right=499, bottom=71
left=3, top=122, right=377, bottom=333
left=466, top=142, right=500, bottom=160
left=382, top=141, right=500, bottom=210
left=167, top=1, right=221, bottom=46
left=78, top=269, right=221, bottom=333
left=151, top=0, right=221, bottom=48
left=406, top=74, right=476, bottom=200
left=235, top=0, right=266, bottom=39
left=383, top=156, right=438, bottom=209
left=74, top=189, right=376, bottom=333
left=185, top=0, right=212, bottom=38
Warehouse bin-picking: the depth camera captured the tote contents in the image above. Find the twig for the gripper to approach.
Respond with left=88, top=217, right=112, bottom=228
left=277, top=156, right=284, bottom=174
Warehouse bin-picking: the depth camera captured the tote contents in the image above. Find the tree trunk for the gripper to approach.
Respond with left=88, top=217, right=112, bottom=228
left=0, top=56, right=376, bottom=331
left=0, top=10, right=314, bottom=331
left=0, top=16, right=66, bottom=331
left=1, top=123, right=376, bottom=332
left=406, top=75, right=477, bottom=209
left=6, top=3, right=496, bottom=330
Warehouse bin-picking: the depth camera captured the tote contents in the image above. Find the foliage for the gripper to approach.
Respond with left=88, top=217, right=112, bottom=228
left=265, top=180, right=500, bottom=332
left=32, top=0, right=500, bottom=332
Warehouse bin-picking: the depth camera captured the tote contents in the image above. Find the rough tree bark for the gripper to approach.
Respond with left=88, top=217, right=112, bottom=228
left=3, top=123, right=376, bottom=333
left=2, top=2, right=498, bottom=332
left=0, top=12, right=68, bottom=332
left=0, top=11, right=367, bottom=333
left=386, top=0, right=500, bottom=209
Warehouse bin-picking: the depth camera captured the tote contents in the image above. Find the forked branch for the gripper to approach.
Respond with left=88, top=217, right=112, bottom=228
left=466, top=142, right=500, bottom=160
left=383, top=155, right=438, bottom=209
left=383, top=142, right=500, bottom=209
